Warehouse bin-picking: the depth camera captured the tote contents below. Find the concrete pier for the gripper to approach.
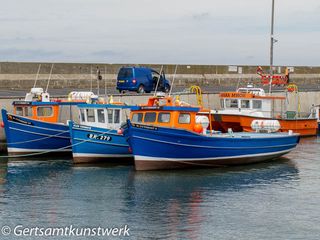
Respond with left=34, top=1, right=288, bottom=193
left=0, top=62, right=320, bottom=93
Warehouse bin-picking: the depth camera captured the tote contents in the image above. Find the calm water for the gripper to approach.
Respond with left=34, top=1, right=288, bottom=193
left=0, top=137, right=319, bottom=240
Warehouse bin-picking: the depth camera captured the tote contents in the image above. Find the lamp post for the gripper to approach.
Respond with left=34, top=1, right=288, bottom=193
left=269, top=0, right=275, bottom=94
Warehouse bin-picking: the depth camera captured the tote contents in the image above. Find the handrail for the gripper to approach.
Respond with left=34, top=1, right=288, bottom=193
left=189, top=85, right=203, bottom=107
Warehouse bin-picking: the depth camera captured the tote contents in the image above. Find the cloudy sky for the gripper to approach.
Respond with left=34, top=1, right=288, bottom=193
left=0, top=0, right=319, bottom=65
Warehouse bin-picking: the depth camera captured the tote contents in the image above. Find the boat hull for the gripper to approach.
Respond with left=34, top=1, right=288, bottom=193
left=127, top=122, right=300, bottom=171
left=1, top=109, right=71, bottom=155
left=69, top=122, right=132, bottom=164
left=210, top=113, right=317, bottom=137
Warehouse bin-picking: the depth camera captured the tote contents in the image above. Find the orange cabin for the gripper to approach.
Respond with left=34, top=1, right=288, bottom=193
left=12, top=100, right=86, bottom=123
left=13, top=101, right=60, bottom=123
left=130, top=96, right=206, bottom=133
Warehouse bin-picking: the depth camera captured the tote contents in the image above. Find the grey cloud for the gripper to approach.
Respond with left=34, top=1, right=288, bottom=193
left=0, top=37, right=36, bottom=43
left=83, top=50, right=129, bottom=63
left=0, top=17, right=40, bottom=22
left=192, top=12, right=210, bottom=20
left=0, top=49, right=63, bottom=61
left=0, top=0, right=319, bottom=65
left=90, top=50, right=119, bottom=57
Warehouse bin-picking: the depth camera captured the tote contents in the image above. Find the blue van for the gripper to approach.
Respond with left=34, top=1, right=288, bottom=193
left=116, top=67, right=171, bottom=93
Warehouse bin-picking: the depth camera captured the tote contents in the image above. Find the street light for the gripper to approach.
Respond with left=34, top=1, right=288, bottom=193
left=269, top=0, right=276, bottom=94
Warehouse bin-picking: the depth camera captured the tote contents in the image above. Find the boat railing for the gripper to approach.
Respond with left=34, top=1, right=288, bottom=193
left=217, top=108, right=315, bottom=120
left=275, top=110, right=314, bottom=119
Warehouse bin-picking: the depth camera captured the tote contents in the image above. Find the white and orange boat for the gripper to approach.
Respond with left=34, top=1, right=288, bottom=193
left=208, top=85, right=318, bottom=137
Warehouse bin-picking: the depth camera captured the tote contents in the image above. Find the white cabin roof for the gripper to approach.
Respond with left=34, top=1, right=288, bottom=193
left=237, top=86, right=266, bottom=96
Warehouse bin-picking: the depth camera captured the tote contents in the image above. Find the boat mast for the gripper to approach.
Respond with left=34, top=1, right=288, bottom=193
left=269, top=0, right=275, bottom=94
left=168, top=64, right=178, bottom=97
left=33, top=64, right=41, bottom=88
left=45, top=63, right=54, bottom=93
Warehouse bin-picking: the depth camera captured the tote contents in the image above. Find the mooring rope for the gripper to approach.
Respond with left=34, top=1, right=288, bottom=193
left=0, top=128, right=117, bottom=158
left=5, top=129, right=70, bottom=145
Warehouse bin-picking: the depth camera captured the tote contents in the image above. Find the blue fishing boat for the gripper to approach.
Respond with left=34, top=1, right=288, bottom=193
left=1, top=88, right=93, bottom=155
left=69, top=102, right=134, bottom=163
left=126, top=95, right=300, bottom=170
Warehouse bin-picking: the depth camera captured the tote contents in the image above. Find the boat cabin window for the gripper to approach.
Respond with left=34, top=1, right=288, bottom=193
left=86, top=109, right=95, bottom=122
left=178, top=113, right=191, bottom=124
left=16, top=106, right=32, bottom=117
left=25, top=107, right=32, bottom=116
left=97, top=109, right=105, bottom=123
left=37, top=106, right=53, bottom=117
left=132, top=113, right=143, bottom=123
left=225, top=99, right=238, bottom=108
left=80, top=109, right=85, bottom=122
left=107, top=109, right=113, bottom=123
left=106, top=109, right=120, bottom=124
left=241, top=100, right=250, bottom=108
left=253, top=100, right=262, bottom=109
left=158, top=113, right=170, bottom=123
left=114, top=109, right=120, bottom=124
left=220, top=99, right=225, bottom=108
left=15, top=107, right=23, bottom=116
left=144, top=112, right=157, bottom=123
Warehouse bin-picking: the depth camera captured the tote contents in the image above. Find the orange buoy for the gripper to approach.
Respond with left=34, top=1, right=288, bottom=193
left=0, top=122, right=4, bottom=128
left=193, top=124, right=203, bottom=134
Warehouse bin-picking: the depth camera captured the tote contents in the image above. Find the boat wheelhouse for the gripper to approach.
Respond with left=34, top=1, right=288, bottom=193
left=129, top=96, right=203, bottom=132
left=1, top=88, right=90, bottom=155
left=126, top=95, right=300, bottom=171
left=69, top=103, right=134, bottom=163
left=219, top=86, right=285, bottom=118
left=209, top=85, right=318, bottom=136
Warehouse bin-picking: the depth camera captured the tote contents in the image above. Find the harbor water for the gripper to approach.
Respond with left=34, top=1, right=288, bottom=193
left=0, top=137, right=319, bottom=239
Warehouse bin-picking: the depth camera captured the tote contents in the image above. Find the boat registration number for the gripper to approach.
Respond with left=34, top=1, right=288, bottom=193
left=87, top=134, right=112, bottom=141
left=8, top=114, right=33, bottom=125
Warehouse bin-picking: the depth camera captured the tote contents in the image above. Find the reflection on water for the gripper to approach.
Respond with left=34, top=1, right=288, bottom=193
left=0, top=137, right=319, bottom=239
left=126, top=159, right=299, bottom=239
left=0, top=159, right=8, bottom=193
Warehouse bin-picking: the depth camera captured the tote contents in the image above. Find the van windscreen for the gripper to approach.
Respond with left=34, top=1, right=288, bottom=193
left=118, top=68, right=133, bottom=78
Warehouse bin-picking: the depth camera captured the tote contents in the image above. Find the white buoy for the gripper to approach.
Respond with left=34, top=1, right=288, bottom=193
left=251, top=120, right=281, bottom=133
left=196, top=116, right=209, bottom=135
left=68, top=91, right=95, bottom=100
